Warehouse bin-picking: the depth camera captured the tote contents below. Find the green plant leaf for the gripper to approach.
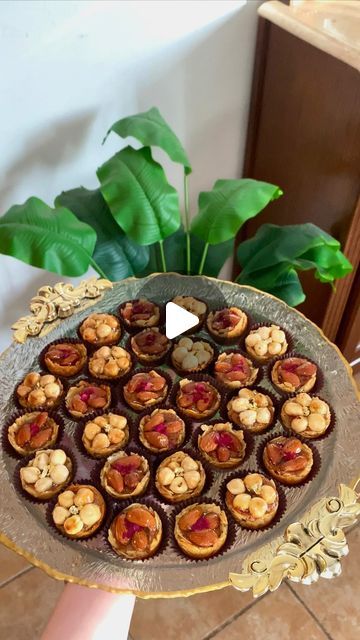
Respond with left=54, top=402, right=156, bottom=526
left=236, top=223, right=352, bottom=306
left=97, top=146, right=181, bottom=246
left=191, top=179, right=282, bottom=245
left=55, top=187, right=149, bottom=281
left=103, top=106, right=191, bottom=174
left=0, top=197, right=96, bottom=276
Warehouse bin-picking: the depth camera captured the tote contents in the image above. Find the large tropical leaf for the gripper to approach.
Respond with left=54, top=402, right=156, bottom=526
left=236, top=223, right=352, bottom=306
left=55, top=187, right=149, bottom=281
left=103, top=107, right=191, bottom=174
left=0, top=197, right=96, bottom=276
left=97, top=146, right=181, bottom=245
left=191, top=179, right=282, bottom=245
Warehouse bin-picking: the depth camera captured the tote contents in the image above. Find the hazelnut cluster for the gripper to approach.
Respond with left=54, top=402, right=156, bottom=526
left=89, top=346, right=131, bottom=379
left=227, top=473, right=277, bottom=518
left=17, top=373, right=63, bottom=409
left=282, top=394, right=330, bottom=436
left=172, top=337, right=213, bottom=372
left=80, top=313, right=121, bottom=345
left=227, top=388, right=274, bottom=431
left=245, top=325, right=287, bottom=360
left=52, top=486, right=103, bottom=535
left=21, top=449, right=70, bottom=495
left=157, top=453, right=203, bottom=497
left=83, top=413, right=128, bottom=454
left=172, top=296, right=206, bottom=319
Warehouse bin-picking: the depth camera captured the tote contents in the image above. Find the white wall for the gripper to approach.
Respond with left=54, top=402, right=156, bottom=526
left=0, top=0, right=261, bottom=350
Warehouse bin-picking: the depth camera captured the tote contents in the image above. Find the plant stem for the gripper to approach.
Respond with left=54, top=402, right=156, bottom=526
left=184, top=173, right=191, bottom=275
left=159, top=240, right=167, bottom=272
left=89, top=258, right=108, bottom=280
left=198, top=242, right=209, bottom=275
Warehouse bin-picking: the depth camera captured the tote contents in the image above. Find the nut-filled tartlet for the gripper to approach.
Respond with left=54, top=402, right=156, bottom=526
left=123, top=370, right=168, bottom=411
left=16, top=373, right=63, bottom=410
left=227, top=388, right=275, bottom=433
left=176, top=379, right=220, bottom=420
left=79, top=313, right=121, bottom=347
left=65, top=380, right=111, bottom=418
left=108, top=504, right=163, bottom=560
left=138, top=408, right=185, bottom=453
left=225, top=473, right=279, bottom=529
left=43, top=342, right=87, bottom=377
left=214, top=352, right=258, bottom=389
left=263, top=436, right=314, bottom=485
left=198, top=422, right=246, bottom=468
left=156, top=451, right=205, bottom=503
left=120, top=299, right=160, bottom=330
left=171, top=295, right=207, bottom=328
left=82, top=413, right=129, bottom=457
left=100, top=452, right=150, bottom=499
left=52, top=484, right=106, bottom=538
left=245, top=325, right=288, bottom=362
left=130, top=328, right=171, bottom=364
left=20, top=449, right=72, bottom=499
left=88, top=345, right=132, bottom=380
left=271, top=357, right=317, bottom=393
left=206, top=307, right=248, bottom=342
left=281, top=394, right=331, bottom=438
left=8, top=412, right=60, bottom=455
left=175, top=503, right=228, bottom=559
left=171, top=337, right=214, bottom=373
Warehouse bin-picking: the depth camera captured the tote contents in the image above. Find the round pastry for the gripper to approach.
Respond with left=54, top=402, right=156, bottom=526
left=20, top=449, right=72, bottom=500
left=271, top=357, right=317, bottom=393
left=198, top=422, right=246, bottom=468
left=82, top=413, right=129, bottom=457
left=100, top=452, right=150, bottom=499
left=206, top=307, right=248, bottom=342
left=139, top=408, right=185, bottom=453
left=281, top=393, right=331, bottom=438
left=225, top=473, right=279, bottom=529
left=227, top=388, right=275, bottom=433
left=176, top=379, right=220, bottom=420
left=171, top=337, right=214, bottom=373
left=108, top=503, right=162, bottom=560
left=88, top=345, right=132, bottom=380
left=263, top=436, right=314, bottom=485
left=120, top=299, right=160, bottom=330
left=171, top=295, right=207, bottom=329
left=155, top=451, right=205, bottom=503
left=123, top=370, right=168, bottom=411
left=43, top=342, right=87, bottom=377
left=214, top=352, right=258, bottom=389
left=174, top=503, right=228, bottom=559
left=16, top=373, right=63, bottom=410
left=130, top=328, right=171, bottom=364
left=65, top=380, right=111, bottom=418
left=52, top=484, right=106, bottom=539
left=245, top=325, right=288, bottom=362
left=8, top=412, right=59, bottom=455
left=79, top=313, right=121, bottom=347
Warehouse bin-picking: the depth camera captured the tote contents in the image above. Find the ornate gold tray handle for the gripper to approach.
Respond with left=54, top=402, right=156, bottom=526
left=230, top=479, right=360, bottom=597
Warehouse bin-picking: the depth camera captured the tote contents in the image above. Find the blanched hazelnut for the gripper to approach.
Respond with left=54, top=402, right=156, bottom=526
left=28, top=389, right=46, bottom=405
left=97, top=346, right=111, bottom=358
left=34, top=452, right=49, bottom=470
left=309, top=399, right=328, bottom=415
left=95, top=416, right=108, bottom=427
left=308, top=413, right=326, bottom=432
left=80, top=503, right=101, bottom=527
left=244, top=473, right=263, bottom=494
left=233, top=493, right=251, bottom=511
left=107, top=316, right=119, bottom=328
left=182, top=354, right=198, bottom=370
left=109, top=414, right=126, bottom=428
left=74, top=488, right=94, bottom=507
left=255, top=393, right=269, bottom=408
left=268, top=342, right=282, bottom=355
left=271, top=329, right=285, bottom=343
left=249, top=497, right=267, bottom=518
left=173, top=347, right=188, bottom=362
left=231, top=397, right=249, bottom=413
left=39, top=375, right=55, bottom=386
left=246, top=333, right=260, bottom=347
left=64, top=515, right=84, bottom=535
left=170, top=477, right=188, bottom=494
left=91, top=360, right=104, bottom=375
left=50, top=450, right=66, bottom=466
left=58, top=490, right=75, bottom=508
left=17, top=384, right=31, bottom=397
left=21, top=466, right=41, bottom=484
left=240, top=409, right=257, bottom=426
left=103, top=362, right=119, bottom=377
left=25, top=372, right=40, bottom=386
left=35, top=477, right=53, bottom=493
left=239, top=388, right=253, bottom=398
left=196, top=350, right=211, bottom=365
left=117, top=357, right=130, bottom=370
left=227, top=478, right=245, bottom=495
left=260, top=485, right=277, bottom=504
left=44, top=383, right=61, bottom=399
left=285, top=402, right=303, bottom=417
left=96, top=323, right=112, bottom=338
left=183, top=470, right=200, bottom=489
left=53, top=506, right=70, bottom=525
left=257, top=408, right=271, bottom=424
left=254, top=341, right=268, bottom=356
left=258, top=327, right=271, bottom=339
left=296, top=393, right=312, bottom=407
left=291, top=417, right=308, bottom=433
left=158, top=467, right=175, bottom=486
left=83, top=328, right=96, bottom=341
left=92, top=433, right=110, bottom=450
left=108, top=429, right=125, bottom=445
left=181, top=456, right=198, bottom=472
left=84, top=422, right=101, bottom=441
left=50, top=464, right=69, bottom=484
left=178, top=337, right=193, bottom=350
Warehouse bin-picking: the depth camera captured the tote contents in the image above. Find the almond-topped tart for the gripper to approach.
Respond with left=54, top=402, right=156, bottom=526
left=139, top=408, right=185, bottom=453
left=281, top=394, right=331, bottom=438
left=52, top=484, right=106, bottom=539
left=82, top=413, right=129, bottom=457
left=245, top=325, right=288, bottom=362
left=120, top=299, right=160, bottom=330
left=20, top=449, right=72, bottom=500
left=171, top=337, right=214, bottom=373
left=271, top=357, right=317, bottom=393
left=171, top=296, right=207, bottom=328
left=214, top=352, right=258, bottom=389
left=65, top=380, right=111, bottom=418
left=88, top=345, right=132, bottom=380
left=225, top=473, right=279, bottom=529
left=176, top=379, right=220, bottom=420
left=156, top=451, right=205, bottom=503
left=100, top=452, right=150, bottom=499
left=206, top=307, right=248, bottom=342
left=198, top=422, right=246, bottom=469
left=108, top=503, right=163, bottom=560
left=16, top=373, right=63, bottom=410
left=8, top=412, right=59, bottom=456
left=263, top=436, right=314, bottom=485
left=43, top=342, right=87, bottom=377
left=130, top=328, right=171, bottom=364
left=79, top=313, right=121, bottom=347
left=227, top=388, right=275, bottom=433
left=123, top=370, right=168, bottom=411
left=174, top=503, right=228, bottom=559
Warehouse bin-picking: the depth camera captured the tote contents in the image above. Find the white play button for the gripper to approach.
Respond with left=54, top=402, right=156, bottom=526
left=165, top=302, right=199, bottom=339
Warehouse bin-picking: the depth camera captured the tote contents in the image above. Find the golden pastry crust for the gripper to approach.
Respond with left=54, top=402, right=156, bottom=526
left=130, top=328, right=171, bottom=364
left=52, top=484, right=106, bottom=539
left=108, top=503, right=163, bottom=560
left=123, top=370, right=168, bottom=411
left=20, top=449, right=72, bottom=500
left=206, top=307, right=248, bottom=340
left=245, top=325, right=288, bottom=362
left=174, top=503, right=228, bottom=559
left=155, top=451, right=205, bottom=503
left=8, top=412, right=59, bottom=456
left=197, top=422, right=246, bottom=469
left=16, top=372, right=63, bottom=410
left=100, top=451, right=150, bottom=499
left=120, top=299, right=160, bottom=330
left=171, top=296, right=207, bottom=328
left=88, top=345, right=132, bottom=380
left=65, top=380, right=111, bottom=418
left=225, top=473, right=279, bottom=529
left=280, top=394, right=331, bottom=438
left=79, top=313, right=121, bottom=346
left=138, top=408, right=185, bottom=453
left=214, top=352, right=258, bottom=389
left=176, top=379, right=220, bottom=420
left=271, top=358, right=317, bottom=393
left=44, top=342, right=87, bottom=377
left=171, top=337, right=214, bottom=373
left=227, top=388, right=275, bottom=433
left=263, top=436, right=314, bottom=485
left=82, top=413, right=129, bottom=457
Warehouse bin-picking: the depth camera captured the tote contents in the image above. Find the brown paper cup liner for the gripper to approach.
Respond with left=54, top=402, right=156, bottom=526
left=2, top=409, right=65, bottom=460
left=39, top=338, right=88, bottom=378
left=256, top=431, right=321, bottom=488
left=267, top=352, right=323, bottom=398
left=279, top=393, right=336, bottom=442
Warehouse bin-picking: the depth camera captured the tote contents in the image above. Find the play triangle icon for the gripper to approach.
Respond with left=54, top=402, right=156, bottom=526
left=165, top=302, right=199, bottom=339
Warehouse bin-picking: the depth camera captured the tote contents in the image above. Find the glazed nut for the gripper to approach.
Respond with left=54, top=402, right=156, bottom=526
left=183, top=470, right=201, bottom=489
left=255, top=393, right=269, bottom=408
left=169, top=477, right=188, bottom=494
left=227, top=478, right=245, bottom=495
left=260, top=485, right=277, bottom=504
left=268, top=342, right=282, bottom=355
left=92, top=433, right=110, bottom=450
left=249, top=497, right=268, bottom=518
left=181, top=456, right=198, bottom=472
left=58, top=490, right=75, bottom=508
left=34, top=452, right=50, bottom=470
left=173, top=347, right=188, bottom=362
left=233, top=493, right=251, bottom=511
left=309, top=399, right=328, bottom=415
left=284, top=402, right=303, bottom=417
left=64, top=515, right=84, bottom=535
left=257, top=408, right=271, bottom=424
left=25, top=372, right=41, bottom=386
left=245, top=333, right=260, bottom=347
left=34, top=477, right=53, bottom=493
left=74, top=488, right=94, bottom=507
left=240, top=409, right=257, bottom=426
left=39, top=374, right=55, bottom=386
left=239, top=388, right=253, bottom=399
left=178, top=337, right=193, bottom=350
left=97, top=346, right=112, bottom=358
left=254, top=341, right=268, bottom=356
left=158, top=467, right=175, bottom=486
left=108, top=429, right=125, bottom=445
left=109, top=414, right=126, bottom=428
left=96, top=323, right=112, bottom=338
left=231, top=397, right=249, bottom=412
left=291, top=417, right=308, bottom=433
left=196, top=350, right=211, bottom=365
left=297, top=393, right=312, bottom=407
left=308, top=413, right=326, bottom=432
left=84, top=422, right=101, bottom=441
left=258, top=327, right=271, bottom=339
left=80, top=503, right=101, bottom=527
left=53, top=506, right=70, bottom=525
left=44, top=383, right=61, bottom=399
left=244, top=473, right=263, bottom=494
left=49, top=450, right=67, bottom=466
left=28, top=389, right=46, bottom=405
left=83, top=328, right=96, bottom=341
left=271, top=329, right=285, bottom=343
left=50, top=464, right=69, bottom=484
left=182, top=354, right=198, bottom=370
left=21, top=466, right=41, bottom=484
left=103, top=362, right=119, bottom=377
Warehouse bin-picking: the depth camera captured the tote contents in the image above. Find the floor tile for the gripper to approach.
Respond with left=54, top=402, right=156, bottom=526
left=0, top=568, right=64, bottom=639
left=130, top=585, right=253, bottom=640
left=0, top=543, right=30, bottom=585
